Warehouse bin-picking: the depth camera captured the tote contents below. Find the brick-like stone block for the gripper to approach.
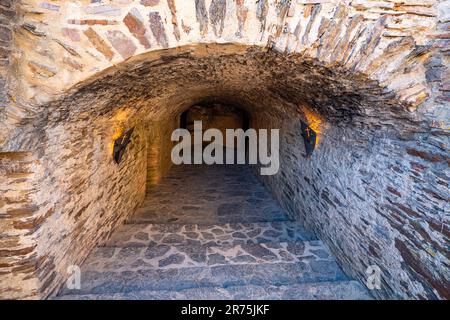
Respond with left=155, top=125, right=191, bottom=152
left=106, top=30, right=137, bottom=59
left=83, top=27, right=114, bottom=60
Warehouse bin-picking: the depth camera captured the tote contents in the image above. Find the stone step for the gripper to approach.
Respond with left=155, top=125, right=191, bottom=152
left=84, top=240, right=331, bottom=271
left=129, top=207, right=290, bottom=225
left=104, top=221, right=315, bottom=247
left=60, top=241, right=349, bottom=296
left=61, top=261, right=349, bottom=296
left=56, top=280, right=372, bottom=300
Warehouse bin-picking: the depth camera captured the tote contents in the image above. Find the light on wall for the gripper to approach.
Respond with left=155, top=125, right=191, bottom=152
left=113, top=128, right=134, bottom=164
left=300, top=120, right=316, bottom=158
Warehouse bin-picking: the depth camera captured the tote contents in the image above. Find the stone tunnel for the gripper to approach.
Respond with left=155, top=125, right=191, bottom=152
left=0, top=0, right=449, bottom=300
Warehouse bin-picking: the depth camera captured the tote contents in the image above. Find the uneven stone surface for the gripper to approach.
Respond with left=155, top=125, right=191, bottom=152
left=59, top=261, right=349, bottom=296
left=56, top=281, right=371, bottom=300
left=253, top=109, right=449, bottom=300
left=105, top=221, right=314, bottom=247
left=0, top=152, right=40, bottom=299
left=0, top=0, right=448, bottom=300
left=83, top=240, right=328, bottom=271
left=56, top=163, right=369, bottom=300
left=132, top=164, right=289, bottom=224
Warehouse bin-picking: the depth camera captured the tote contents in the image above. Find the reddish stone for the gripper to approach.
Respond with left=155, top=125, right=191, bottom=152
left=423, top=188, right=446, bottom=201
left=83, top=27, right=114, bottom=60
left=0, top=25, right=12, bottom=42
left=62, top=28, right=81, bottom=42
left=395, top=239, right=449, bottom=299
left=387, top=186, right=401, bottom=197
left=141, top=0, right=159, bottom=6
left=123, top=10, right=151, bottom=49
left=395, top=203, right=421, bottom=218
left=0, top=246, right=36, bottom=258
left=406, top=148, right=442, bottom=163
left=106, top=30, right=137, bottom=59
left=236, top=0, right=248, bottom=37
left=167, top=0, right=180, bottom=40
left=63, top=57, right=84, bottom=71
left=410, top=161, right=427, bottom=172
left=148, top=12, right=168, bottom=48
left=68, top=19, right=118, bottom=26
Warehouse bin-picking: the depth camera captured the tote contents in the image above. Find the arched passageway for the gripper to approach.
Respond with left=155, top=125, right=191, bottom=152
left=2, top=44, right=447, bottom=300
left=54, top=98, right=372, bottom=300
left=1, top=0, right=448, bottom=300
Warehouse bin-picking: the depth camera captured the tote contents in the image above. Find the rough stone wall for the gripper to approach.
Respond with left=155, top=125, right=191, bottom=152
left=32, top=119, right=148, bottom=298
left=0, top=152, right=40, bottom=299
left=252, top=106, right=449, bottom=300
left=2, top=115, right=149, bottom=299
left=2, top=0, right=446, bottom=142
left=0, top=0, right=16, bottom=144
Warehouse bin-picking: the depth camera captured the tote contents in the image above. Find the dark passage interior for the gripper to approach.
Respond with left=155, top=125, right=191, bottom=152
left=55, top=102, right=376, bottom=299
left=133, top=164, right=288, bottom=225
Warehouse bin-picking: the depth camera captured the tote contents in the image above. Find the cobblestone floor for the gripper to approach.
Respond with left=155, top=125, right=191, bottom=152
left=130, top=164, right=290, bottom=224
left=57, top=164, right=371, bottom=300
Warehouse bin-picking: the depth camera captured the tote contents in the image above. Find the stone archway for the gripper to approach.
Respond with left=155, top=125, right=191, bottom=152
left=0, top=1, right=448, bottom=300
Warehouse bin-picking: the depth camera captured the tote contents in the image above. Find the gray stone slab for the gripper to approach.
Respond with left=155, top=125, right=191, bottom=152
left=59, top=260, right=348, bottom=296
left=82, top=241, right=331, bottom=271
left=104, top=221, right=315, bottom=247
left=57, top=281, right=371, bottom=300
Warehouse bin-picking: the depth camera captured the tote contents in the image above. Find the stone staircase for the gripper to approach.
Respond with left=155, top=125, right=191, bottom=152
left=57, top=221, right=371, bottom=300
left=56, top=165, right=371, bottom=300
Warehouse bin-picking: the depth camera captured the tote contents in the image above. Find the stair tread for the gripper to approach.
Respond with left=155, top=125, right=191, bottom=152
left=60, top=240, right=349, bottom=296
left=57, top=280, right=371, bottom=300
left=85, top=240, right=330, bottom=271
left=129, top=214, right=290, bottom=225
left=105, top=221, right=315, bottom=247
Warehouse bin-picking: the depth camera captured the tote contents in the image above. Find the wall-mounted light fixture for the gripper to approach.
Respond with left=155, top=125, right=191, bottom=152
left=113, top=128, right=134, bottom=164
left=300, top=120, right=316, bottom=158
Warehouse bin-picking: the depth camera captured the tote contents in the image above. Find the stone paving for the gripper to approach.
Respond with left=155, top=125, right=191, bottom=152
left=84, top=240, right=331, bottom=271
left=130, top=164, right=288, bottom=224
left=58, top=281, right=371, bottom=300
left=105, top=221, right=314, bottom=247
left=58, top=164, right=371, bottom=300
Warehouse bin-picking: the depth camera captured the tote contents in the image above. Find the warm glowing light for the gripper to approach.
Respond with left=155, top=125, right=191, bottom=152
left=114, top=109, right=131, bottom=122
left=298, top=106, right=323, bottom=145
left=108, top=109, right=132, bottom=155
left=109, top=127, right=124, bottom=155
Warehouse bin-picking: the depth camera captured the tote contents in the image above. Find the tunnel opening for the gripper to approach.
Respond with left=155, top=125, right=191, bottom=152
left=178, top=101, right=251, bottom=160
left=3, top=44, right=448, bottom=300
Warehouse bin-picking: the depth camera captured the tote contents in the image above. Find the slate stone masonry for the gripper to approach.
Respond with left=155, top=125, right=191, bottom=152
left=0, top=0, right=448, bottom=300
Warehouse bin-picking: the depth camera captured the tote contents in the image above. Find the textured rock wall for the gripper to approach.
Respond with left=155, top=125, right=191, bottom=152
left=0, top=0, right=448, bottom=300
left=30, top=119, right=149, bottom=298
left=1, top=42, right=448, bottom=300
left=1, top=116, right=150, bottom=299
left=252, top=106, right=449, bottom=300
left=0, top=152, right=40, bottom=299
left=2, top=0, right=447, bottom=143
left=0, top=0, right=16, bottom=143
